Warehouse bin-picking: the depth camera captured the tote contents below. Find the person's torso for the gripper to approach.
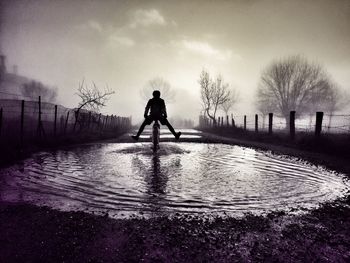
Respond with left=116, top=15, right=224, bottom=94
left=149, top=98, right=164, bottom=116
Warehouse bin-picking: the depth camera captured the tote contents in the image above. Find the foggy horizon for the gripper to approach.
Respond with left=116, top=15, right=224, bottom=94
left=1, top=0, right=349, bottom=123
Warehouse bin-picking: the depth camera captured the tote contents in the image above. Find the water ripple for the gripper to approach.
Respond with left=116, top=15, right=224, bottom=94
left=0, top=142, right=349, bottom=218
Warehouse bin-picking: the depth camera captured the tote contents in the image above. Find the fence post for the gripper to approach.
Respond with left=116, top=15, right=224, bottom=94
left=38, top=96, right=41, bottom=138
left=315, top=111, right=323, bottom=136
left=54, top=105, right=57, bottom=136
left=102, top=115, right=105, bottom=131
left=64, top=111, right=69, bottom=135
left=73, top=110, right=78, bottom=132
left=268, top=113, right=273, bottom=135
left=290, top=111, right=295, bottom=139
left=20, top=100, right=24, bottom=147
left=87, top=111, right=92, bottom=130
left=97, top=113, right=101, bottom=130
left=37, top=96, right=44, bottom=138
left=255, top=114, right=258, bottom=132
left=0, top=108, right=2, bottom=138
left=105, top=115, right=108, bottom=130
left=244, top=115, right=247, bottom=131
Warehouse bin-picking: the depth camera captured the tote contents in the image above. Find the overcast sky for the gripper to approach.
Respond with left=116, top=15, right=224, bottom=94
left=1, top=0, right=349, bottom=122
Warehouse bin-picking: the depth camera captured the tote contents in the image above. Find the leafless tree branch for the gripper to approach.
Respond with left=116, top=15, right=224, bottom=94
left=76, top=79, right=115, bottom=113
left=256, top=55, right=344, bottom=124
left=140, top=77, right=176, bottom=103
left=199, top=70, right=231, bottom=124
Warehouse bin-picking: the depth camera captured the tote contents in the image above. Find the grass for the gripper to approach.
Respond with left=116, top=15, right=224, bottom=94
left=199, top=126, right=350, bottom=159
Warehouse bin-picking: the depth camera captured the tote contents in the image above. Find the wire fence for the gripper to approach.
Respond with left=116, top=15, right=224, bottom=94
left=199, top=112, right=350, bottom=136
left=0, top=97, right=132, bottom=147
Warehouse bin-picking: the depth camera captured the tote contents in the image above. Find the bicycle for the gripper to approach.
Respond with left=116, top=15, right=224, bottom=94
left=152, top=120, right=160, bottom=152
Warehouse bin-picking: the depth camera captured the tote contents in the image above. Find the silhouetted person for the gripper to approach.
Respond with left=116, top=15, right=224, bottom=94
left=132, top=90, right=181, bottom=140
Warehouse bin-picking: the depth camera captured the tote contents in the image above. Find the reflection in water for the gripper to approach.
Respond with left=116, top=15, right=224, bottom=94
left=132, top=153, right=182, bottom=215
left=0, top=142, right=349, bottom=218
left=149, top=154, right=167, bottom=195
left=146, top=154, right=168, bottom=215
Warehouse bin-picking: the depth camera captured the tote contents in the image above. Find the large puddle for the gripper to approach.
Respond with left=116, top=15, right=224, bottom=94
left=0, top=142, right=349, bottom=218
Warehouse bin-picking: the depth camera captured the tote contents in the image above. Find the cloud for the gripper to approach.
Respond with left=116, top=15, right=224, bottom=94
left=177, top=39, right=238, bottom=61
left=76, top=20, right=105, bottom=34
left=87, top=20, right=103, bottom=33
left=109, top=35, right=135, bottom=47
left=130, top=9, right=166, bottom=28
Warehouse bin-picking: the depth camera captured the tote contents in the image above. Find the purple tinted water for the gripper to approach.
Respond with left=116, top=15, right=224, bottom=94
left=0, top=142, right=349, bottom=218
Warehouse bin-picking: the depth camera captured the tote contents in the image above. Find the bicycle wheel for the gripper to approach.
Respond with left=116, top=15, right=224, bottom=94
left=152, top=121, right=160, bottom=151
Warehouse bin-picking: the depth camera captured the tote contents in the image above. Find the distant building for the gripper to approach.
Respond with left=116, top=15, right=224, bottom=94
left=0, top=54, right=54, bottom=101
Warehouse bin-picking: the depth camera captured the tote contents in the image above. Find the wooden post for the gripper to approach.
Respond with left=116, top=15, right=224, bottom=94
left=0, top=108, right=2, bottom=138
left=105, top=115, right=109, bottom=130
left=290, top=111, right=296, bottom=139
left=64, top=111, right=69, bottom=135
left=20, top=100, right=24, bottom=147
left=87, top=111, right=92, bottom=130
left=54, top=105, right=57, bottom=136
left=226, top=115, right=229, bottom=126
left=315, top=111, right=323, bottom=136
left=73, top=110, right=78, bottom=132
left=38, top=96, right=42, bottom=138
left=244, top=115, right=247, bottom=131
left=255, top=114, right=258, bottom=132
left=102, top=115, right=105, bottom=131
left=97, top=113, right=101, bottom=130
left=268, top=113, right=273, bottom=135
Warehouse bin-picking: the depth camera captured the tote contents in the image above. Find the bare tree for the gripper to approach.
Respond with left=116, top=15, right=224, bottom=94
left=221, top=89, right=239, bottom=116
left=199, top=70, right=231, bottom=124
left=140, top=77, right=176, bottom=103
left=256, top=94, right=278, bottom=128
left=324, top=85, right=349, bottom=129
left=256, top=55, right=337, bottom=125
left=21, top=81, right=57, bottom=102
left=76, top=80, right=114, bottom=112
left=74, top=80, right=115, bottom=130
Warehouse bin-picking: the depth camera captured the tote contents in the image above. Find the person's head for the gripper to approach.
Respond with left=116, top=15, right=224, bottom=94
left=152, top=90, right=161, bottom=98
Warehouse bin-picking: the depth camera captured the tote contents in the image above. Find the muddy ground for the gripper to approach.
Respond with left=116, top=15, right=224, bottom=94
left=1, top=130, right=350, bottom=262
left=0, top=197, right=349, bottom=263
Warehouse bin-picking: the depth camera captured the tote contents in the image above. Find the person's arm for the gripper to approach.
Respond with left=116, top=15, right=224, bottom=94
left=162, top=100, right=167, bottom=118
left=144, top=100, right=151, bottom=118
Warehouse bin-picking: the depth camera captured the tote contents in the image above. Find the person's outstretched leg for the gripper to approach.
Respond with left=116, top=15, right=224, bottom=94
left=132, top=118, right=151, bottom=140
left=163, top=119, right=181, bottom=140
